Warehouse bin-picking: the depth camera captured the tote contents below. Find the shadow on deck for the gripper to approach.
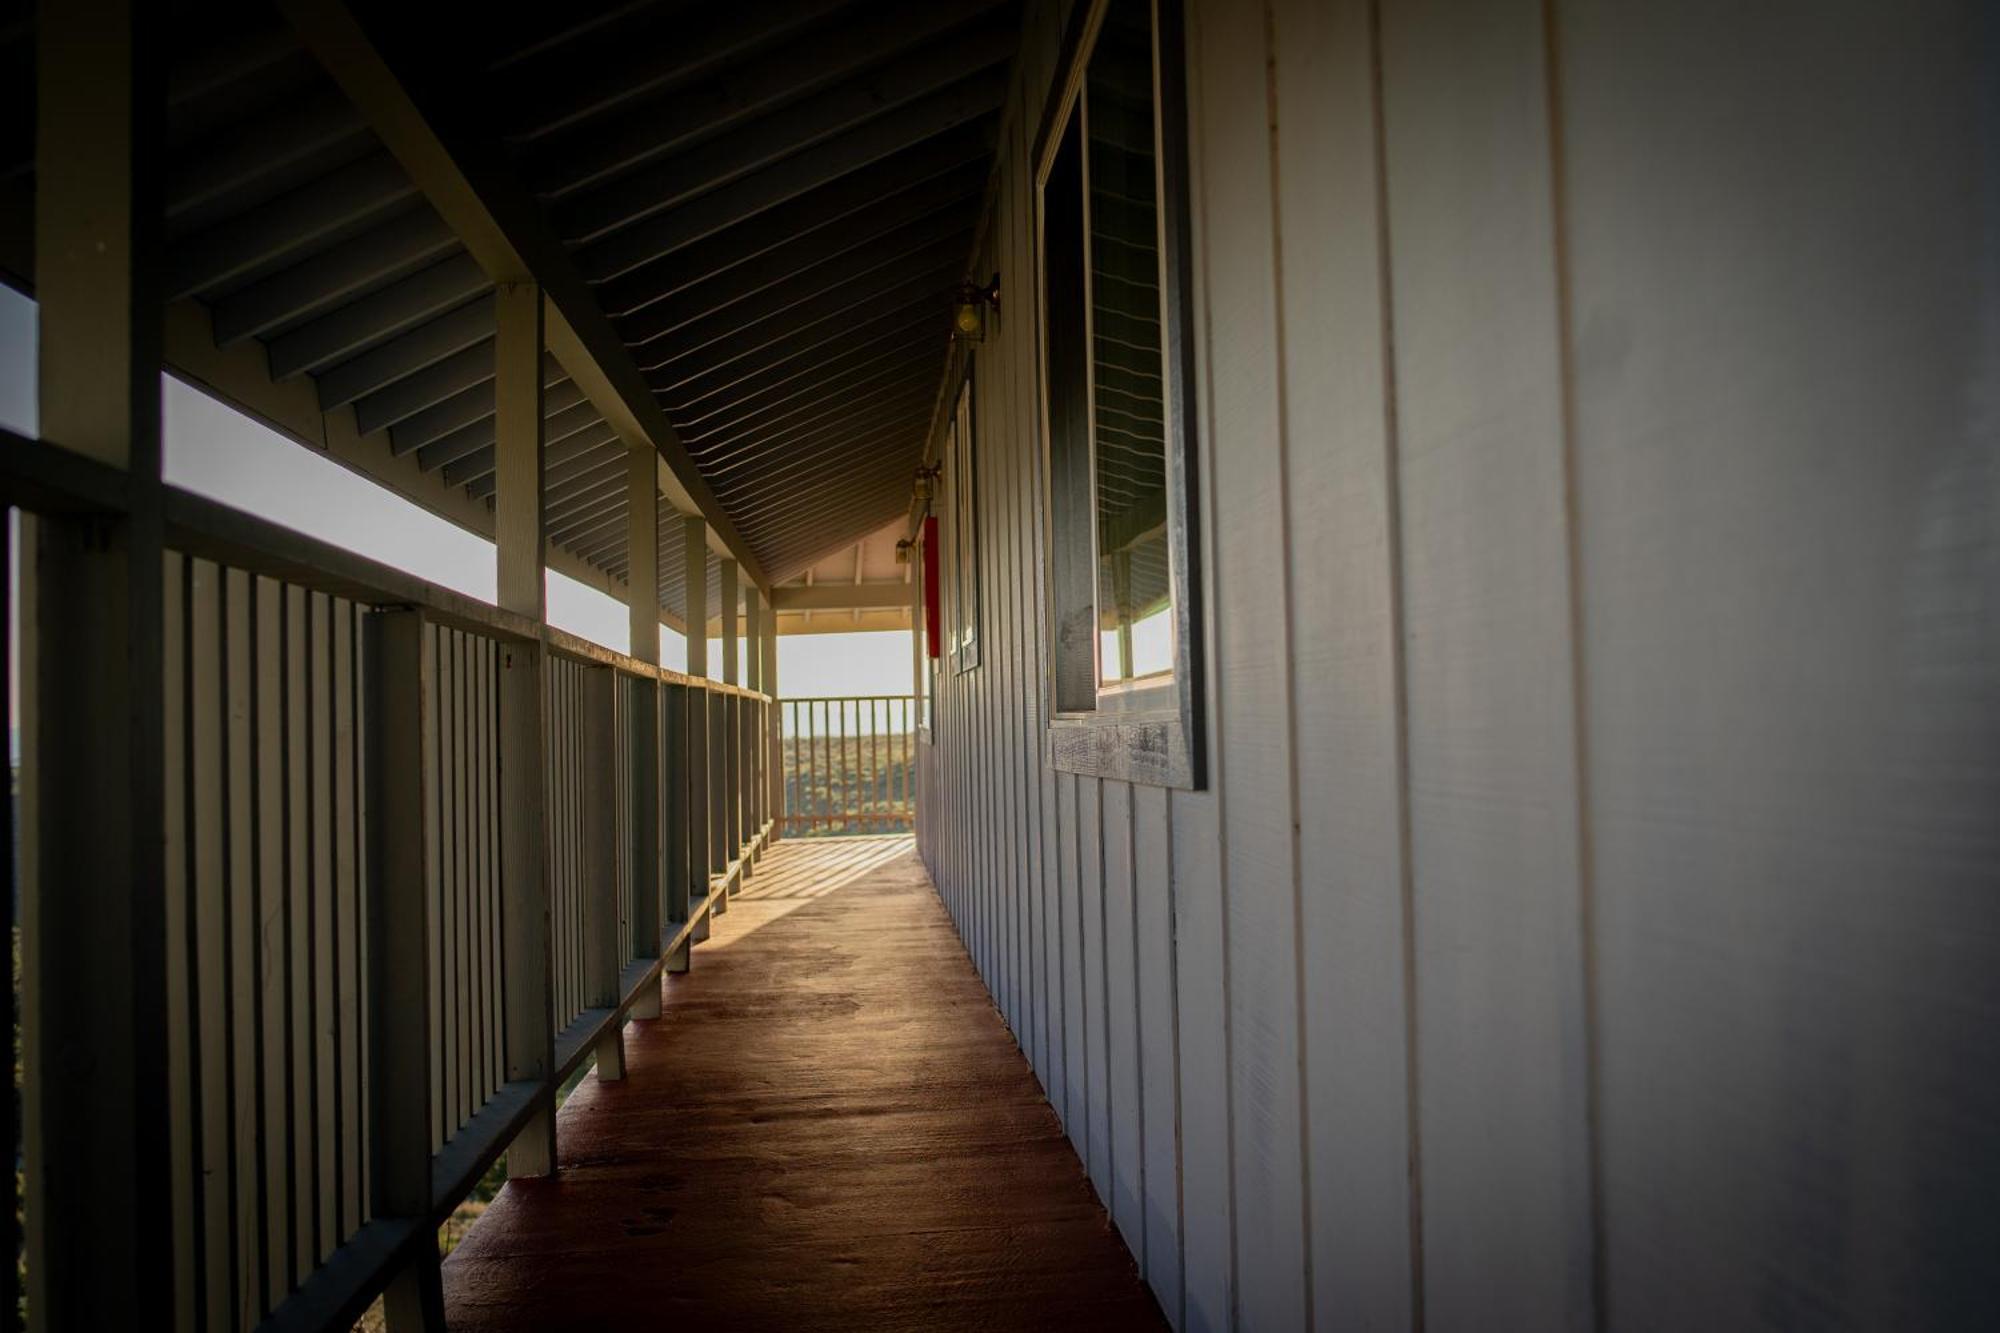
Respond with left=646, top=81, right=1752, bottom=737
left=444, top=836, right=1165, bottom=1331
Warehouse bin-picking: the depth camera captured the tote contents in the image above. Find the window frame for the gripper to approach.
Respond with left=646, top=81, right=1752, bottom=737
left=918, top=512, right=939, bottom=739
left=1032, top=0, right=1205, bottom=790
left=947, top=364, right=981, bottom=674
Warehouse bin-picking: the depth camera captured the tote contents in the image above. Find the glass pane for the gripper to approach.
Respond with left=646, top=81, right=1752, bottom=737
left=952, top=378, right=978, bottom=666
left=1043, top=109, right=1097, bottom=713
left=1087, top=0, right=1172, bottom=685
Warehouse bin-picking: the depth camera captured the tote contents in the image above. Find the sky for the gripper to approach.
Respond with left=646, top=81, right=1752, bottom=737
left=0, top=284, right=911, bottom=697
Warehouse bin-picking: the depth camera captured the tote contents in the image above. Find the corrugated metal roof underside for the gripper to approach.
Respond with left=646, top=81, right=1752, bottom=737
left=0, top=0, right=1015, bottom=589
left=469, top=0, right=1015, bottom=579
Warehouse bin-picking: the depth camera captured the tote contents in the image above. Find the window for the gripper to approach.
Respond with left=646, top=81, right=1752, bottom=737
left=948, top=369, right=980, bottom=671
left=1036, top=0, right=1202, bottom=788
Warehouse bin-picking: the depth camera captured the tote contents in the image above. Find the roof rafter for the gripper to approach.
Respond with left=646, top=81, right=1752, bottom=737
left=281, top=0, right=770, bottom=588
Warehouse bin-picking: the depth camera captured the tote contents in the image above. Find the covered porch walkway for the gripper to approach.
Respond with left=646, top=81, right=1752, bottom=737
left=444, top=837, right=1164, bottom=1331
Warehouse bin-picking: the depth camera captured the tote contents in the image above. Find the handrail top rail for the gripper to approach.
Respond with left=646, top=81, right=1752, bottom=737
left=0, top=425, right=774, bottom=703
left=780, top=694, right=919, bottom=702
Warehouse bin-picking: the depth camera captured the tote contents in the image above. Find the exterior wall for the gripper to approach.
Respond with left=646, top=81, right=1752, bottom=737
left=919, top=0, right=2000, bottom=1329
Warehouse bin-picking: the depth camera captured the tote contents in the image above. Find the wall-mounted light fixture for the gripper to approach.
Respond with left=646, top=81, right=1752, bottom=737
left=952, top=272, right=1001, bottom=343
left=894, top=537, right=914, bottom=565
left=913, top=461, right=942, bottom=503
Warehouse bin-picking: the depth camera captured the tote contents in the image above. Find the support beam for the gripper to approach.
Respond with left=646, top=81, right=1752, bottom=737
left=717, top=560, right=740, bottom=869
left=742, top=591, right=762, bottom=874
left=682, top=516, right=718, bottom=926
left=720, top=559, right=740, bottom=687
left=763, top=598, right=781, bottom=844
left=367, top=611, right=445, bottom=1328
left=684, top=515, right=710, bottom=678
left=780, top=608, right=913, bottom=636
left=493, top=281, right=557, bottom=1177
left=583, top=666, right=625, bottom=1080
left=495, top=281, right=545, bottom=617
left=661, top=680, right=692, bottom=971
left=773, top=581, right=929, bottom=613
left=25, top=3, right=175, bottom=1325
left=628, top=451, right=661, bottom=665
left=625, top=445, right=664, bottom=1014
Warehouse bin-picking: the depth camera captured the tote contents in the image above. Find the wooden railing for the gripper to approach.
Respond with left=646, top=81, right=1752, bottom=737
left=779, top=696, right=917, bottom=836
left=5, top=429, right=777, bottom=1331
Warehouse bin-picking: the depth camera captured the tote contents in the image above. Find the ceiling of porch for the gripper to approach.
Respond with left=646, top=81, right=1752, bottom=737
left=0, top=0, right=1016, bottom=604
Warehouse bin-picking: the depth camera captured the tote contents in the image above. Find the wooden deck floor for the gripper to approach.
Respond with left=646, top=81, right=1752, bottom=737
left=444, top=835, right=1166, bottom=1331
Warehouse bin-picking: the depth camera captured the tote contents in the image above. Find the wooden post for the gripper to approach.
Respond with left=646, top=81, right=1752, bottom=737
left=661, top=680, right=692, bottom=971
left=582, top=665, right=623, bottom=1079
left=717, top=559, right=740, bottom=871
left=494, top=280, right=557, bottom=1176
left=23, top=3, right=174, bottom=1324
left=744, top=589, right=761, bottom=695
left=682, top=515, right=716, bottom=928
left=742, top=589, right=761, bottom=872
left=626, top=443, right=663, bottom=1016
left=710, top=689, right=730, bottom=887
left=366, top=611, right=445, bottom=1329
left=720, top=559, right=739, bottom=687
left=763, top=599, right=781, bottom=844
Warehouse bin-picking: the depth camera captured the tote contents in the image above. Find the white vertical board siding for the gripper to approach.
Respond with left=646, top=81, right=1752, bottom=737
left=1078, top=776, right=1110, bottom=1196
left=1559, top=0, right=2000, bottom=1326
left=1132, top=783, right=1182, bottom=1299
left=1378, top=0, right=1595, bottom=1327
left=1102, top=779, right=1144, bottom=1246
left=1187, top=1, right=1313, bottom=1329
left=1057, top=771, right=1088, bottom=1154
left=1267, top=0, right=1418, bottom=1325
left=915, top=1, right=2000, bottom=1330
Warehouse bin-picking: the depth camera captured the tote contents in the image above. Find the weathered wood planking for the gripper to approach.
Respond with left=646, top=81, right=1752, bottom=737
left=443, top=838, right=1165, bottom=1330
